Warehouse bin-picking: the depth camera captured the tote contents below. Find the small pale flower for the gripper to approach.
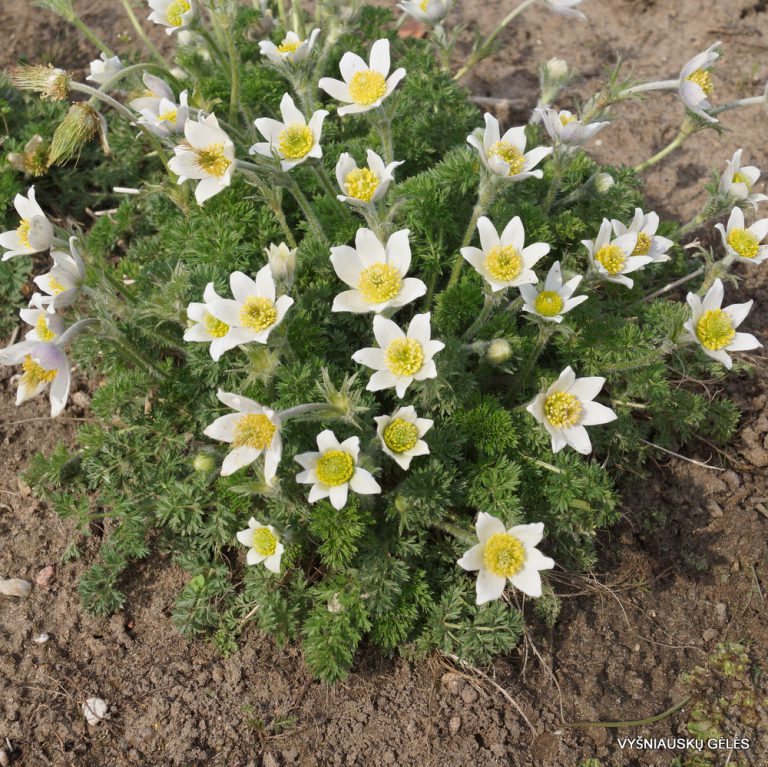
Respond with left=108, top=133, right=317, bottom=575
left=536, top=108, right=608, bottom=147
left=336, top=149, right=402, bottom=207
left=457, top=513, right=555, bottom=604
left=203, top=389, right=282, bottom=479
left=611, top=208, right=673, bottom=264
left=0, top=186, right=54, bottom=260
left=684, top=279, right=761, bottom=369
left=375, top=406, right=432, bottom=470
left=207, top=265, right=294, bottom=345
left=519, top=261, right=587, bottom=323
left=0, top=340, right=71, bottom=417
left=251, top=93, right=328, bottom=171
left=33, top=237, right=85, bottom=312
left=148, top=0, right=197, bottom=34
left=184, top=283, right=254, bottom=361
left=265, top=241, right=297, bottom=284
left=461, top=216, right=549, bottom=292
left=717, top=149, right=767, bottom=208
left=259, top=28, right=320, bottom=65
left=295, top=430, right=381, bottom=510
left=467, top=113, right=552, bottom=180
left=546, top=0, right=586, bottom=19
left=318, top=39, right=406, bottom=116
left=678, top=42, right=720, bottom=124
left=331, top=228, right=426, bottom=314
left=86, top=53, right=123, bottom=86
left=20, top=294, right=64, bottom=342
left=398, top=0, right=451, bottom=24
left=715, top=207, right=768, bottom=265
left=137, top=90, right=189, bottom=137
left=352, top=312, right=444, bottom=398
left=168, top=113, right=235, bottom=205
left=582, top=219, right=651, bottom=288
left=526, top=366, right=617, bottom=454
left=7, top=134, right=47, bottom=177
left=129, top=73, right=175, bottom=113
left=236, top=517, right=285, bottom=572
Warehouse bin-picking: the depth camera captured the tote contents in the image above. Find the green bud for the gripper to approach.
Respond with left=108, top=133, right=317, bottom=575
left=193, top=452, right=216, bottom=473
left=594, top=172, right=615, bottom=194
left=485, top=339, right=512, bottom=365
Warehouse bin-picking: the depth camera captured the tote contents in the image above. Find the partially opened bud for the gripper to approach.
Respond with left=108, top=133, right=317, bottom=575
left=48, top=103, right=110, bottom=167
left=7, top=135, right=48, bottom=177
left=192, top=451, right=216, bottom=473
left=486, top=338, right=512, bottom=365
left=594, top=172, right=615, bottom=194
left=10, top=65, right=70, bottom=101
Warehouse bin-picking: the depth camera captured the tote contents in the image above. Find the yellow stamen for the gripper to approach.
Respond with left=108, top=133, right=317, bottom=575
left=484, top=245, right=523, bottom=282
left=419, top=0, right=429, bottom=9
left=483, top=532, right=526, bottom=578
left=632, top=231, right=652, bottom=257
left=167, top=0, right=191, bottom=27
left=358, top=263, right=401, bottom=304
left=534, top=290, right=564, bottom=317
left=47, top=276, right=66, bottom=295
left=239, top=297, right=278, bottom=332
left=195, top=143, right=230, bottom=178
left=21, top=355, right=57, bottom=388
left=686, top=69, right=714, bottom=97
left=696, top=309, right=735, bottom=351
left=348, top=70, right=387, bottom=106
left=252, top=527, right=277, bottom=557
left=559, top=113, right=576, bottom=126
left=316, top=449, right=355, bottom=487
left=204, top=312, right=230, bottom=338
left=385, top=338, right=423, bottom=377
left=278, top=124, right=314, bottom=160
left=486, top=141, right=525, bottom=176
left=594, top=243, right=626, bottom=275
left=732, top=170, right=750, bottom=187
left=232, top=413, right=277, bottom=450
left=157, top=108, right=177, bottom=123
left=17, top=219, right=32, bottom=249
left=344, top=168, right=380, bottom=202
left=277, top=39, right=302, bottom=54
left=35, top=315, right=55, bottom=342
left=727, top=228, right=760, bottom=260
left=383, top=418, right=419, bottom=453
left=544, top=391, right=583, bottom=428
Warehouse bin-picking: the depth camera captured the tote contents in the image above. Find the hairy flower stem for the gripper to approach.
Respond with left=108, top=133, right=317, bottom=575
left=601, top=340, right=677, bottom=374
left=543, top=149, right=569, bottom=211
left=288, top=176, right=327, bottom=243
left=370, top=107, right=395, bottom=165
left=96, top=62, right=182, bottom=94
left=635, top=118, right=697, bottom=173
left=224, top=27, right=241, bottom=125
left=279, top=403, right=333, bottom=420
left=70, top=16, right=115, bottom=57
left=463, top=291, right=498, bottom=341
left=117, top=0, right=167, bottom=65
left=312, top=163, right=351, bottom=221
left=710, top=95, right=764, bottom=116
left=56, top=318, right=99, bottom=346
left=618, top=79, right=679, bottom=98
left=431, top=519, right=476, bottom=545
left=522, top=322, right=557, bottom=385
left=642, top=265, right=704, bottom=302
left=70, top=81, right=135, bottom=122
left=567, top=697, right=691, bottom=729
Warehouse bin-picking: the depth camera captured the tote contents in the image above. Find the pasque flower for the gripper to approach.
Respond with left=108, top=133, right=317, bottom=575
left=86, top=53, right=123, bottom=86
left=251, top=93, right=328, bottom=171
left=678, top=42, right=720, bottom=124
left=583, top=218, right=652, bottom=288
left=715, top=207, right=768, bottom=265
left=519, top=261, right=587, bottom=323
left=536, top=108, right=608, bottom=148
left=0, top=186, right=54, bottom=261
left=33, top=237, right=85, bottom=312
left=330, top=228, right=426, bottom=314
left=203, top=389, right=283, bottom=479
left=717, top=149, right=768, bottom=208
left=137, top=90, right=189, bottom=137
left=375, top=406, right=432, bottom=470
left=236, top=518, right=285, bottom=572
left=318, top=39, right=406, bottom=116
left=148, top=0, right=197, bottom=34
left=684, top=279, right=761, bottom=369
left=611, top=208, right=673, bottom=263
left=336, top=149, right=402, bottom=207
left=526, top=366, right=617, bottom=454
left=259, top=28, right=321, bottom=65
left=20, top=294, right=64, bottom=342
left=457, top=513, right=555, bottom=604
left=546, top=0, right=586, bottom=19
left=129, top=73, right=175, bottom=114
left=265, top=242, right=297, bottom=285
left=295, top=430, right=381, bottom=510
left=398, top=0, right=452, bottom=24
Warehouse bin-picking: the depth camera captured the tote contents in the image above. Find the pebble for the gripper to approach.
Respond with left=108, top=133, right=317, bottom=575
left=35, top=565, right=55, bottom=587
left=263, top=753, right=279, bottom=767
left=706, top=500, right=723, bottom=518
left=715, top=603, right=728, bottom=623
left=82, top=698, right=109, bottom=725
left=440, top=672, right=463, bottom=695
left=460, top=685, right=479, bottom=704
left=32, top=633, right=50, bottom=644
left=0, top=749, right=8, bottom=767
left=0, top=578, right=32, bottom=598
left=702, top=629, right=717, bottom=643
left=448, top=715, right=462, bottom=735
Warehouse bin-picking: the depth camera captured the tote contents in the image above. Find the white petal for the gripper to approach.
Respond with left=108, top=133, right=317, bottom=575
left=475, top=570, right=506, bottom=604
left=476, top=512, right=505, bottom=543
left=457, top=543, right=485, bottom=572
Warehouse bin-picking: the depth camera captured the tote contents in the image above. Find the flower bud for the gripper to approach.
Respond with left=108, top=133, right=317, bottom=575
left=485, top=339, right=512, bottom=365
left=545, top=57, right=569, bottom=81
left=48, top=103, right=110, bottom=167
left=9, top=64, right=70, bottom=101
left=594, top=172, right=615, bottom=194
left=265, top=241, right=297, bottom=284
left=193, top=451, right=216, bottom=473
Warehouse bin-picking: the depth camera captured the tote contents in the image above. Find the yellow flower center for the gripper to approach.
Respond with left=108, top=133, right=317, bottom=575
left=544, top=391, right=583, bottom=428
left=731, top=170, right=750, bottom=187
left=21, top=355, right=57, bottom=388
left=483, top=532, right=526, bottom=578
left=534, top=290, right=564, bottom=317
left=47, top=276, right=66, bottom=295
left=559, top=113, right=576, bottom=126
left=594, top=243, right=627, bottom=275
left=486, top=141, right=525, bottom=176
left=195, top=143, right=230, bottom=178
left=344, top=168, right=380, bottom=202
left=315, top=449, right=355, bottom=487
left=204, top=312, right=230, bottom=338
left=358, top=263, right=401, bottom=304
left=252, top=527, right=277, bottom=557
left=35, top=315, right=55, bottom=341
left=278, top=124, right=314, bottom=160
left=167, top=0, right=191, bottom=26
left=157, top=108, right=177, bottom=123
left=484, top=245, right=523, bottom=282
left=348, top=70, right=387, bottom=106
left=385, top=338, right=424, bottom=377
left=17, top=219, right=32, bottom=249
left=233, top=413, right=277, bottom=450
left=383, top=418, right=419, bottom=453
left=696, top=309, right=735, bottom=351
left=632, top=231, right=652, bottom=257
left=727, top=228, right=760, bottom=259
left=686, top=69, right=714, bottom=97
left=277, top=39, right=302, bottom=54
left=239, top=296, right=278, bottom=331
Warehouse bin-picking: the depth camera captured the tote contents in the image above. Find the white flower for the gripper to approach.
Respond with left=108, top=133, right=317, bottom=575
left=0, top=340, right=71, bottom=417
left=318, top=39, right=406, bottom=116
left=33, top=237, right=85, bottom=312
left=203, top=389, right=283, bottom=479
left=183, top=282, right=254, bottom=361
left=86, top=53, right=123, bottom=86
left=331, top=228, right=426, bottom=314
left=684, top=279, right=761, bottom=369
left=717, top=149, right=768, bottom=208
left=678, top=42, right=720, bottom=124
left=129, top=73, right=175, bottom=113
left=374, top=406, right=432, bottom=470
left=398, top=0, right=451, bottom=24
left=582, top=218, right=652, bottom=288
left=148, top=0, right=197, bottom=34
left=251, top=93, right=328, bottom=171
left=526, top=366, right=617, bottom=454
left=137, top=90, right=189, bottom=137
left=461, top=216, right=549, bottom=292
left=295, top=430, right=381, bottom=510
left=0, top=186, right=54, bottom=261
left=715, top=207, right=768, bottom=265
left=467, top=113, right=552, bottom=180
left=546, top=0, right=586, bottom=19
left=20, top=294, right=64, bottom=342
left=519, top=261, right=587, bottom=323
left=457, top=513, right=555, bottom=604
left=236, top=517, right=285, bottom=573
left=207, top=265, right=294, bottom=345
left=352, top=312, right=444, bottom=398
left=265, top=241, right=297, bottom=284
left=536, top=108, right=608, bottom=147
left=336, top=149, right=402, bottom=207
left=259, top=28, right=320, bottom=65
left=168, top=113, right=235, bottom=205
left=611, top=207, right=673, bottom=264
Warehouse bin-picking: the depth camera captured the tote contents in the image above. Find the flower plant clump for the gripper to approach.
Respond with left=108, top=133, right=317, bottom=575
left=4, top=0, right=767, bottom=682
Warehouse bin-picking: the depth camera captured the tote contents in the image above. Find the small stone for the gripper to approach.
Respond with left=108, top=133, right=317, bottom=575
left=460, top=685, right=479, bottom=704
left=0, top=578, right=32, bottom=598
left=32, top=632, right=50, bottom=644
left=706, top=500, right=723, bottom=518
left=448, top=715, right=462, bottom=735
left=382, top=750, right=396, bottom=764
left=35, top=565, right=55, bottom=587
left=82, top=698, right=109, bottom=725
left=17, top=477, right=32, bottom=496
left=71, top=391, right=90, bottom=409
left=440, top=672, right=463, bottom=695
left=0, top=749, right=8, bottom=767
left=263, top=753, right=279, bottom=767
left=715, top=603, right=728, bottom=623
left=702, top=629, right=717, bottom=643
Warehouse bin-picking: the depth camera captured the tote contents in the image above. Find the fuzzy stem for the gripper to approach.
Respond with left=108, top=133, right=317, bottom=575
left=224, top=26, right=241, bottom=126
left=431, top=519, right=475, bottom=545
left=601, top=340, right=676, bottom=373
left=371, top=109, right=395, bottom=165
left=95, top=62, right=182, bottom=95
left=567, top=697, right=690, bottom=729
left=312, top=163, right=351, bottom=220
left=635, top=119, right=696, bottom=173
left=56, top=318, right=99, bottom=346
left=69, top=16, right=115, bottom=57
left=642, top=265, right=704, bottom=302
left=70, top=81, right=135, bottom=122
left=710, top=95, right=764, bottom=116
left=463, top=291, right=497, bottom=341
left=278, top=402, right=330, bottom=420
left=117, top=0, right=167, bottom=64
left=288, top=176, right=327, bottom=242
left=618, top=79, right=679, bottom=97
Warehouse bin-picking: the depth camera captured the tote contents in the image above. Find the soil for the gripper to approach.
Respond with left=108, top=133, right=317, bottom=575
left=1, top=1, right=768, bottom=766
